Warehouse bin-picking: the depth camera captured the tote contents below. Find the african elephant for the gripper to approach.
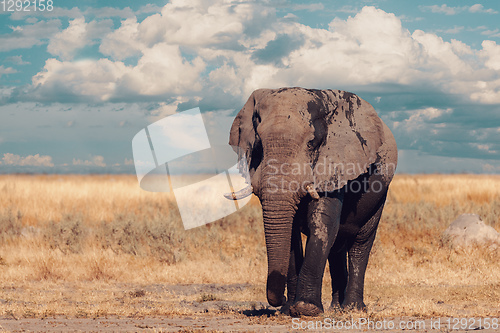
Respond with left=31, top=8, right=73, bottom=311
left=226, top=87, right=397, bottom=317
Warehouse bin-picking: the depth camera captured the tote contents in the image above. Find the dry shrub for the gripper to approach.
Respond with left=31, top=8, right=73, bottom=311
left=0, top=210, right=22, bottom=244
left=43, top=214, right=86, bottom=254
left=198, top=293, right=219, bottom=302
left=86, top=256, right=115, bottom=281
left=31, top=254, right=64, bottom=281
left=95, top=212, right=186, bottom=264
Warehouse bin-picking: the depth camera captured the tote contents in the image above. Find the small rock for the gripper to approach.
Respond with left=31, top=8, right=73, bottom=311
left=442, top=214, right=500, bottom=248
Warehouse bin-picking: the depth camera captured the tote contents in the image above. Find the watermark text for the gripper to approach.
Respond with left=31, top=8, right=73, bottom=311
left=292, top=317, right=499, bottom=331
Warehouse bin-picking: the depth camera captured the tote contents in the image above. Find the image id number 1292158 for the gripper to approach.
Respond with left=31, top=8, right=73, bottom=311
left=1, top=0, right=53, bottom=12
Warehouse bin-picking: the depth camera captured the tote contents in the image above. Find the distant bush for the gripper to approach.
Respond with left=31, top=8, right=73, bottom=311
left=0, top=209, right=22, bottom=243
left=44, top=214, right=86, bottom=254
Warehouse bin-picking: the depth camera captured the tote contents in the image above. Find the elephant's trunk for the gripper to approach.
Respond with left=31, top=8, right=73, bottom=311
left=261, top=157, right=300, bottom=307
left=262, top=194, right=297, bottom=306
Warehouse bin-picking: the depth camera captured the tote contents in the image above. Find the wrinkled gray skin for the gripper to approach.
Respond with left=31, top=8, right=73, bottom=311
left=229, top=87, right=397, bottom=317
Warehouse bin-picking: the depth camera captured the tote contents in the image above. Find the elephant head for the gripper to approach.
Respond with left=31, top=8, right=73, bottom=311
left=228, top=87, right=385, bottom=307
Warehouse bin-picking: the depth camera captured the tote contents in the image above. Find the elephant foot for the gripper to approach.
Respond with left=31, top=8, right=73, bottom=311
left=341, top=300, right=367, bottom=311
left=328, top=301, right=342, bottom=312
left=329, top=293, right=344, bottom=311
left=279, top=300, right=293, bottom=315
left=289, top=301, right=323, bottom=317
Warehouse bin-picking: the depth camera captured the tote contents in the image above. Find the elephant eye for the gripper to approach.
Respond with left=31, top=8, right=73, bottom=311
left=250, top=137, right=263, bottom=171
left=308, top=118, right=328, bottom=150
left=252, top=112, right=261, bottom=130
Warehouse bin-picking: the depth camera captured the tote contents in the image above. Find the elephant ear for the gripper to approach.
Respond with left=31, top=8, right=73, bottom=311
left=312, top=90, right=384, bottom=192
left=229, top=89, right=271, bottom=180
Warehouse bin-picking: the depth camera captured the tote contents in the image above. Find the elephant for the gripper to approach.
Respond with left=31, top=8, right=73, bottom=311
left=225, top=87, right=397, bottom=317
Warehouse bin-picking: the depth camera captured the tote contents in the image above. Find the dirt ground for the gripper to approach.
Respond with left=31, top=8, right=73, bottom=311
left=4, top=316, right=498, bottom=332
left=1, top=283, right=499, bottom=333
left=3, top=316, right=500, bottom=333
left=0, top=316, right=288, bottom=332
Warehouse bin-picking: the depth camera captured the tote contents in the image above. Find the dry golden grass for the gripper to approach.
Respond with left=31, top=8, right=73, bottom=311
left=0, top=174, right=499, bottom=320
left=0, top=175, right=166, bottom=226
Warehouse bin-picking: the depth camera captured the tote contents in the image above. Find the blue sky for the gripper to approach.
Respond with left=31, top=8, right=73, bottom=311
left=0, top=0, right=499, bottom=174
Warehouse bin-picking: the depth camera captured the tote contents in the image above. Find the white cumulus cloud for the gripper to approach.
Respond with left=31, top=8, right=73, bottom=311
left=405, top=107, right=453, bottom=126
left=424, top=4, right=460, bottom=15
left=4, top=55, right=31, bottom=65
left=99, top=18, right=144, bottom=60
left=0, top=65, right=17, bottom=78
left=292, top=3, right=325, bottom=12
left=469, top=4, right=498, bottom=14
left=32, top=42, right=205, bottom=101
left=73, top=155, right=106, bottom=167
left=47, top=18, right=113, bottom=60
left=99, top=0, right=274, bottom=58
left=120, top=43, right=205, bottom=96
left=24, top=4, right=500, bottom=105
left=1, top=153, right=54, bottom=167
left=0, top=20, right=61, bottom=51
left=32, top=58, right=130, bottom=101
left=421, top=4, right=498, bottom=15
left=480, top=40, right=500, bottom=70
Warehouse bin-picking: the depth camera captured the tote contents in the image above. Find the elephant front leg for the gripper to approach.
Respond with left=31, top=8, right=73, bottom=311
left=289, top=190, right=344, bottom=317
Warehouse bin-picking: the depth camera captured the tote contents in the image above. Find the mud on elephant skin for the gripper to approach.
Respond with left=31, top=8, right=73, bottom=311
left=226, top=87, right=397, bottom=317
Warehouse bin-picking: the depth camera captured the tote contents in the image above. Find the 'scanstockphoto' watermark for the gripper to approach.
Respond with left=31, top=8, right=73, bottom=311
left=292, top=317, right=499, bottom=331
left=132, top=107, right=251, bottom=230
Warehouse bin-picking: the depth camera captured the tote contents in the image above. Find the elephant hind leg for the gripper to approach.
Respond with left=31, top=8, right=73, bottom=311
left=342, top=198, right=385, bottom=310
left=328, top=248, right=347, bottom=309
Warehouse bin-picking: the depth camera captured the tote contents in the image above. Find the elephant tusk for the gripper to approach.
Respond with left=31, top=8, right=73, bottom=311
left=224, top=185, right=253, bottom=200
left=306, top=184, right=320, bottom=200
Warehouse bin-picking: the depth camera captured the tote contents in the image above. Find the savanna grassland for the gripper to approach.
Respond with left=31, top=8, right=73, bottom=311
left=0, top=174, right=499, bottom=329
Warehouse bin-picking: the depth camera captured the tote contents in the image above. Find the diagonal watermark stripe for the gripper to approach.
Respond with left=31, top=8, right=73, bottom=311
left=132, top=107, right=251, bottom=230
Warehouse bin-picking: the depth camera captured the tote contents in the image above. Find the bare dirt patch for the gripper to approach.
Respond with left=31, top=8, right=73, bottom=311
left=1, top=283, right=500, bottom=332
